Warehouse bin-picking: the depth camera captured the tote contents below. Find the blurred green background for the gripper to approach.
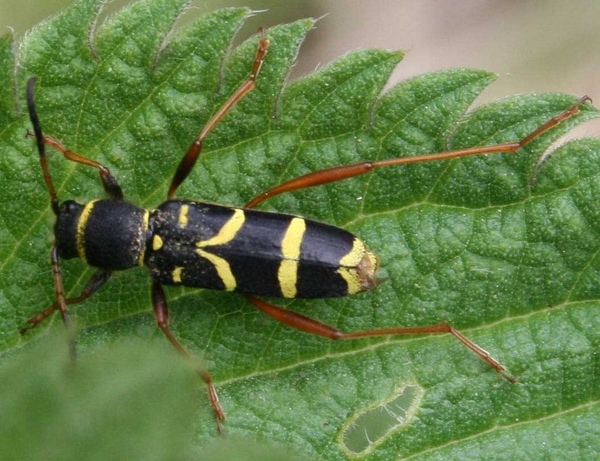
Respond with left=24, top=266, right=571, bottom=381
left=3, top=0, right=600, bottom=118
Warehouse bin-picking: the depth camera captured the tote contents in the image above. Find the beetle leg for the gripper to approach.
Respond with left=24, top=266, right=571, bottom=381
left=48, top=245, right=76, bottom=360
left=245, top=95, right=592, bottom=208
left=167, top=29, right=270, bottom=199
left=245, top=295, right=517, bottom=383
left=26, top=78, right=123, bottom=201
left=25, top=130, right=123, bottom=199
left=20, top=269, right=111, bottom=335
left=151, top=281, right=226, bottom=432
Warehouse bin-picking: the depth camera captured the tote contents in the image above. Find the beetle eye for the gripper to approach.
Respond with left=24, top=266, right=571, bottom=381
left=61, top=200, right=79, bottom=214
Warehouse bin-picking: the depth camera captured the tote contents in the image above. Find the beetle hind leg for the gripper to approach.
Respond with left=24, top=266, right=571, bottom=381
left=245, top=295, right=517, bottom=383
left=244, top=95, right=592, bottom=209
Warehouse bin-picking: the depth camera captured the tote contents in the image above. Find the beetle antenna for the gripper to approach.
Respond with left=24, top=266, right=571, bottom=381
left=26, top=77, right=59, bottom=215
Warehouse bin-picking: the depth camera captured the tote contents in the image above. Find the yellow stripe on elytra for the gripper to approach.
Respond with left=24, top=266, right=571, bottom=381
left=195, top=208, right=246, bottom=292
left=76, top=200, right=98, bottom=263
left=339, top=238, right=366, bottom=267
left=152, top=234, right=163, bottom=251
left=178, top=204, right=189, bottom=228
left=337, top=238, right=368, bottom=295
left=278, top=218, right=306, bottom=298
left=196, top=249, right=237, bottom=291
left=197, top=208, right=245, bottom=247
left=137, top=209, right=150, bottom=266
left=172, top=266, right=183, bottom=283
left=337, top=268, right=362, bottom=294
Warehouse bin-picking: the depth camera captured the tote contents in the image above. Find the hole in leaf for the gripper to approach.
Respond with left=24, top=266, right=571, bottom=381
left=341, top=384, right=423, bottom=457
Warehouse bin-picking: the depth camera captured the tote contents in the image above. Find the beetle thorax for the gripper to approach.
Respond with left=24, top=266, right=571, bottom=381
left=56, top=198, right=149, bottom=270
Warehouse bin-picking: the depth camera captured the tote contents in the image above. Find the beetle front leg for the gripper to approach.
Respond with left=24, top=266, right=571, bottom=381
left=20, top=269, right=112, bottom=335
left=47, top=245, right=78, bottom=361
left=151, top=281, right=226, bottom=432
left=25, top=131, right=124, bottom=199
left=26, top=78, right=123, bottom=201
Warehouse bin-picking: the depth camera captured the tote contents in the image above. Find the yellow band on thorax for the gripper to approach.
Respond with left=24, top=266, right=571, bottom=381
left=76, top=200, right=98, bottom=262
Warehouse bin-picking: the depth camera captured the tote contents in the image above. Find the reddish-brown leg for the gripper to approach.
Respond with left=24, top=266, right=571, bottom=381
left=245, top=295, right=517, bottom=383
left=245, top=95, right=592, bottom=208
left=20, top=269, right=111, bottom=335
left=152, top=281, right=226, bottom=432
left=25, top=131, right=123, bottom=199
left=49, top=245, right=78, bottom=359
left=50, top=247, right=69, bottom=326
left=168, top=29, right=271, bottom=200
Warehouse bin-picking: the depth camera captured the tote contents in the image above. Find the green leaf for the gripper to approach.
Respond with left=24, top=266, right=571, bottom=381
left=1, top=0, right=599, bottom=459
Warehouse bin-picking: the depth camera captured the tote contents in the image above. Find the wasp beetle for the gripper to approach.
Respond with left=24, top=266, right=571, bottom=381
left=23, top=29, right=591, bottom=431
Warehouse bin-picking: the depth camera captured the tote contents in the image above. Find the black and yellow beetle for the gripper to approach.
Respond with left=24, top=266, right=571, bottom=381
left=23, top=30, right=591, bottom=431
